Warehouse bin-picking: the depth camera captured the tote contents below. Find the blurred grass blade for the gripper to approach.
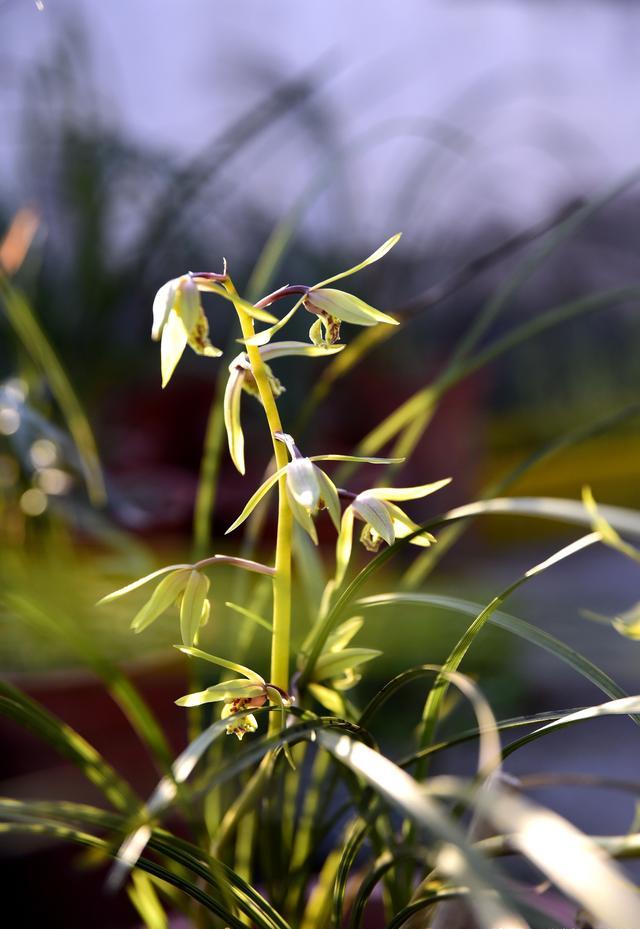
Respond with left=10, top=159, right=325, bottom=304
left=348, top=285, right=640, bottom=471
left=0, top=820, right=249, bottom=927
left=443, top=495, right=640, bottom=539
left=0, top=679, right=137, bottom=812
left=503, top=695, right=640, bottom=759
left=6, top=594, right=175, bottom=770
left=127, top=872, right=168, bottom=929
left=0, top=798, right=290, bottom=929
left=358, top=592, right=635, bottom=737
left=480, top=782, right=640, bottom=927
left=404, top=399, right=640, bottom=587
left=316, top=729, right=526, bottom=929
left=0, top=275, right=106, bottom=504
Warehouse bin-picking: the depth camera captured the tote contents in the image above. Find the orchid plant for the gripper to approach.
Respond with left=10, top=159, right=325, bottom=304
left=4, top=217, right=640, bottom=929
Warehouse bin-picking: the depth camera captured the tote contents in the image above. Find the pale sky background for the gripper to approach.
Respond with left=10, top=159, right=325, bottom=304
left=2, top=0, right=640, bottom=247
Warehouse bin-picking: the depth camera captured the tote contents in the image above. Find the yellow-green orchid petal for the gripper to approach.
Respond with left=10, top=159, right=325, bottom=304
left=194, top=279, right=278, bottom=324
left=286, top=458, right=322, bottom=510
left=335, top=506, right=355, bottom=587
left=176, top=679, right=265, bottom=707
left=286, top=481, right=319, bottom=544
left=315, top=466, right=341, bottom=532
left=152, top=279, right=177, bottom=340
left=160, top=309, right=189, bottom=388
left=313, top=647, right=381, bottom=682
left=97, top=563, right=192, bottom=606
left=305, top=289, right=399, bottom=328
left=225, top=464, right=289, bottom=534
left=130, top=568, right=190, bottom=633
left=311, top=233, right=401, bottom=289
left=352, top=495, right=395, bottom=547
left=310, top=454, right=404, bottom=464
left=194, top=597, right=210, bottom=646
left=223, top=359, right=247, bottom=474
left=244, top=295, right=307, bottom=347
left=326, top=616, right=364, bottom=652
left=175, top=645, right=264, bottom=682
left=363, top=477, right=452, bottom=502
left=384, top=500, right=436, bottom=547
left=179, top=570, right=210, bottom=647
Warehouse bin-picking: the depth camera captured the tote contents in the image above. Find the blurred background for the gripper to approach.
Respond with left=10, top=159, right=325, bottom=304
left=1, top=1, right=639, bottom=925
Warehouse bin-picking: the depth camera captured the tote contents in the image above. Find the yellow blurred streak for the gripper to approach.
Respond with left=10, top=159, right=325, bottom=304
left=0, top=209, right=39, bottom=276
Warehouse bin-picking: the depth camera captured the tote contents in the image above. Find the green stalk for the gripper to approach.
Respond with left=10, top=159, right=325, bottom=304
left=226, top=281, right=292, bottom=708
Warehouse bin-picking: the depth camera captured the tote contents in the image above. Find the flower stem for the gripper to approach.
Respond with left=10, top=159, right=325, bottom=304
left=226, top=280, right=292, bottom=717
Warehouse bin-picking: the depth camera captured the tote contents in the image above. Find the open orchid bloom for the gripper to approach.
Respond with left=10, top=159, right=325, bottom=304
left=335, top=478, right=452, bottom=585
left=243, top=233, right=401, bottom=349
left=152, top=272, right=277, bottom=388
left=226, top=432, right=403, bottom=544
left=97, top=556, right=275, bottom=646
left=224, top=341, right=344, bottom=474
left=174, top=646, right=291, bottom=740
left=152, top=276, right=223, bottom=388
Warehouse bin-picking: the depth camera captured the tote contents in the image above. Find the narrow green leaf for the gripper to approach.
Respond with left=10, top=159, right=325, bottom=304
left=179, top=570, right=209, bottom=646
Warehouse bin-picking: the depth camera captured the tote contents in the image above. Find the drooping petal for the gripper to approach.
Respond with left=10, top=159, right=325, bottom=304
left=335, top=506, right=355, bottom=586
left=244, top=295, right=307, bottom=347
left=286, top=481, right=319, bottom=544
left=194, top=279, right=278, bottom=324
left=175, top=679, right=265, bottom=707
left=179, top=570, right=210, bottom=646
left=352, top=495, right=395, bottom=546
left=384, top=501, right=436, bottom=547
left=223, top=361, right=247, bottom=474
left=286, top=457, right=321, bottom=511
left=313, top=647, right=382, bottom=682
left=131, top=569, right=190, bottom=633
left=314, top=465, right=341, bottom=532
left=312, top=233, right=402, bottom=289
left=152, top=279, right=177, bottom=340
left=261, top=340, right=345, bottom=361
left=175, top=276, right=201, bottom=333
left=363, top=477, right=452, bottom=502
left=97, top=563, right=192, bottom=606
left=194, top=598, right=210, bottom=645
left=225, top=464, right=290, bottom=534
left=160, top=309, right=189, bottom=388
left=175, top=645, right=265, bottom=682
left=305, top=289, right=398, bottom=327
left=310, top=454, right=404, bottom=465
left=186, top=307, right=223, bottom=358
left=326, top=616, right=364, bottom=652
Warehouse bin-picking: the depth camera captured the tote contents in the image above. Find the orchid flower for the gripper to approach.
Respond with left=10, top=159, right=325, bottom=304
left=97, top=556, right=275, bottom=646
left=225, top=432, right=403, bottom=544
left=224, top=341, right=344, bottom=474
left=243, top=233, right=402, bottom=349
left=174, top=646, right=291, bottom=740
left=335, top=478, right=452, bottom=585
left=151, top=271, right=277, bottom=388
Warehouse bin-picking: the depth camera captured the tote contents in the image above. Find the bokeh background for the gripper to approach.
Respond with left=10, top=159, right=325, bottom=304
left=1, top=2, right=639, bottom=926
